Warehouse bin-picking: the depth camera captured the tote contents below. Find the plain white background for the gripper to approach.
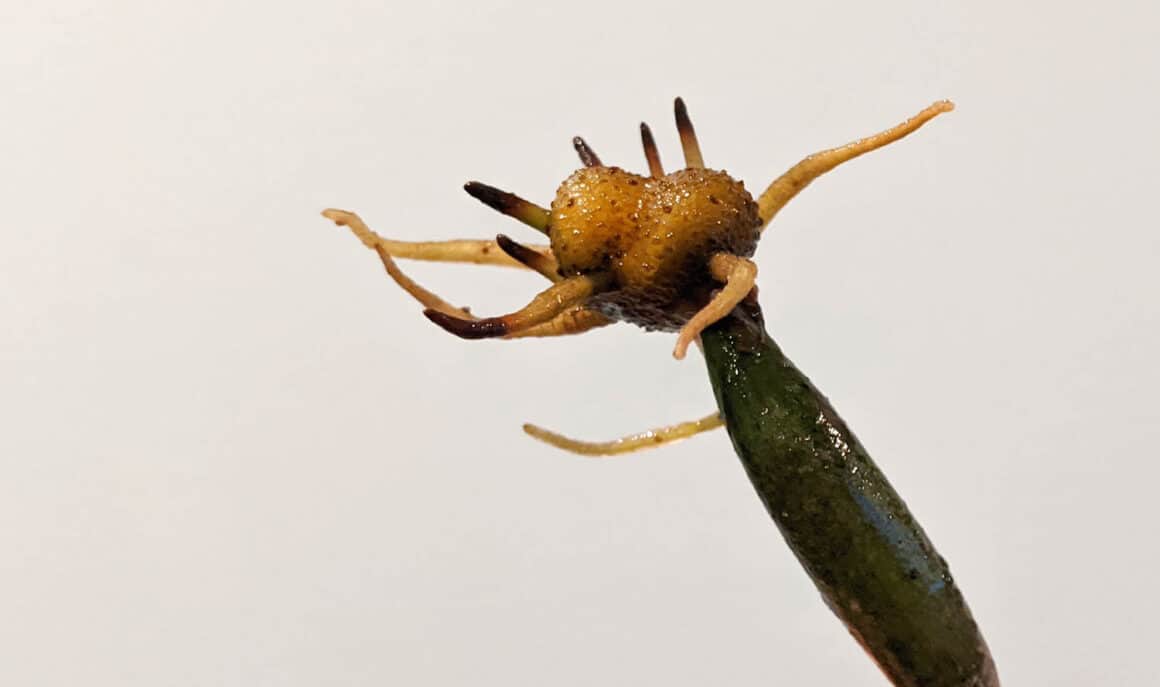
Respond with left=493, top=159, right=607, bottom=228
left=3, top=1, right=1158, bottom=685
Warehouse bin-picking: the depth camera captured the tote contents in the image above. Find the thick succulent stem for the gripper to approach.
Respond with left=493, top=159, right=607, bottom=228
left=701, top=302, right=998, bottom=687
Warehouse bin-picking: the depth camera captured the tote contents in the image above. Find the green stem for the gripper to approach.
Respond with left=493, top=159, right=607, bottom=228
left=702, top=303, right=998, bottom=687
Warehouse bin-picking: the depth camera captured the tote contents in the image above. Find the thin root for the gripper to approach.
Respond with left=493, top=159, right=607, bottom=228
left=673, top=253, right=757, bottom=360
left=640, top=122, right=664, bottom=177
left=496, top=234, right=561, bottom=282
left=322, top=209, right=552, bottom=269
left=371, top=245, right=477, bottom=320
left=353, top=234, right=606, bottom=339
left=424, top=273, right=612, bottom=339
left=674, top=97, right=704, bottom=169
left=462, top=182, right=551, bottom=234
left=572, top=136, right=603, bottom=167
left=757, top=100, right=955, bottom=227
left=503, top=304, right=612, bottom=339
left=524, top=412, right=724, bottom=456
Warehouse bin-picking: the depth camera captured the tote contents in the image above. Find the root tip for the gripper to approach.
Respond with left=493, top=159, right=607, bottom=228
left=321, top=208, right=348, bottom=225
left=423, top=309, right=507, bottom=339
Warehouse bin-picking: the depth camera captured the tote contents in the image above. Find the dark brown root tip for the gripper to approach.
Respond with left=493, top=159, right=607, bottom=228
left=423, top=309, right=508, bottom=339
left=640, top=122, right=663, bottom=177
left=463, top=181, right=516, bottom=213
left=673, top=97, right=704, bottom=168
left=496, top=234, right=559, bottom=280
left=674, top=97, right=691, bottom=127
left=463, top=181, right=550, bottom=233
left=495, top=234, right=537, bottom=265
left=572, top=136, right=602, bottom=167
